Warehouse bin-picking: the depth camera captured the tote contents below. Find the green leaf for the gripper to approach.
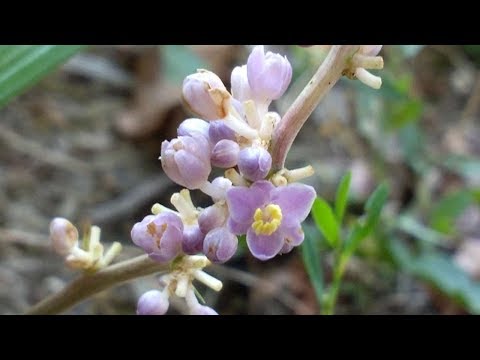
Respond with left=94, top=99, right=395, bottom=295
left=311, top=197, right=339, bottom=248
left=0, top=45, right=85, bottom=109
left=386, top=99, right=423, bottom=130
left=396, top=215, right=449, bottom=246
left=334, top=171, right=351, bottom=223
left=300, top=225, right=323, bottom=308
left=429, top=190, right=474, bottom=234
left=442, top=155, right=480, bottom=183
left=387, top=238, right=480, bottom=314
left=342, top=183, right=389, bottom=259
left=364, top=183, right=389, bottom=232
left=161, top=45, right=207, bottom=84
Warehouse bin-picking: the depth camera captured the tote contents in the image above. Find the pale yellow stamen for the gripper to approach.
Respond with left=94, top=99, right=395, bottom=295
left=252, top=204, right=282, bottom=236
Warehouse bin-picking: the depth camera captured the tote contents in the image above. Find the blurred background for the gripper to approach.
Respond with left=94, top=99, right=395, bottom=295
left=1, top=45, right=480, bottom=314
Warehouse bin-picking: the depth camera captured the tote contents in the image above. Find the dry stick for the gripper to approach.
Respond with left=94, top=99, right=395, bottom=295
left=270, top=45, right=359, bottom=171
left=26, top=254, right=169, bottom=315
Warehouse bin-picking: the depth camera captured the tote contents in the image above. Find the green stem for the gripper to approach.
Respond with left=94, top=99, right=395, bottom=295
left=322, top=255, right=346, bottom=315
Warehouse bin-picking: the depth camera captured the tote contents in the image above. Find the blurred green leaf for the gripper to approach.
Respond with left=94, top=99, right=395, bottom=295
left=442, top=155, right=480, bottom=184
left=396, top=215, right=449, bottom=246
left=386, top=99, right=423, bottom=130
left=398, top=45, right=425, bottom=59
left=334, top=171, right=351, bottom=223
left=387, top=238, right=480, bottom=314
left=161, top=45, right=207, bottom=84
left=301, top=225, right=323, bottom=308
left=342, top=183, right=389, bottom=259
left=312, top=198, right=339, bottom=248
left=429, top=190, right=474, bottom=234
left=0, top=45, right=85, bottom=109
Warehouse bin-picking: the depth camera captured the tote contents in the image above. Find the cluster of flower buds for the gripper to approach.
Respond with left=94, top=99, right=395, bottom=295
left=131, top=45, right=318, bottom=314
left=49, top=217, right=122, bottom=271
left=137, top=255, right=221, bottom=315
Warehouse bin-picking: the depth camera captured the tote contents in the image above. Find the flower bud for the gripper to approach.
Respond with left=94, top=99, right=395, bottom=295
left=131, top=212, right=183, bottom=262
left=247, top=45, right=292, bottom=102
left=237, top=146, right=272, bottom=182
left=160, top=134, right=211, bottom=189
left=360, top=45, right=383, bottom=56
left=182, top=69, right=229, bottom=120
left=231, top=65, right=253, bottom=102
left=208, top=120, right=236, bottom=144
left=190, top=304, right=218, bottom=315
left=198, top=204, right=227, bottom=235
left=210, top=139, right=240, bottom=168
left=182, top=224, right=205, bottom=255
left=49, top=217, right=79, bottom=256
left=137, top=290, right=169, bottom=315
left=203, top=227, right=238, bottom=263
left=177, top=118, right=210, bottom=139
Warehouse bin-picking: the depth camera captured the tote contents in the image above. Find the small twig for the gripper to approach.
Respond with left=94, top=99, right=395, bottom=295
left=26, top=254, right=169, bottom=315
left=270, top=45, right=359, bottom=170
left=0, top=123, right=91, bottom=174
left=0, top=228, right=50, bottom=249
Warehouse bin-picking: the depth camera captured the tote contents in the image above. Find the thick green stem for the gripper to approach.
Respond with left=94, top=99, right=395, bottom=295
left=26, top=254, right=169, bottom=315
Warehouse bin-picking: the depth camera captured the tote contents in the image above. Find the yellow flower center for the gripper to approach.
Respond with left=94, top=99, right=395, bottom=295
left=252, top=204, right=282, bottom=236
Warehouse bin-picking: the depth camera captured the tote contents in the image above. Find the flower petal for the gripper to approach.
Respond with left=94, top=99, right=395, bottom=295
left=246, top=227, right=284, bottom=261
left=271, top=183, right=316, bottom=227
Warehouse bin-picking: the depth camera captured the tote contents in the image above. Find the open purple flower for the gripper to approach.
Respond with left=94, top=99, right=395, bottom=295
left=131, top=212, right=184, bottom=262
left=226, top=181, right=316, bottom=261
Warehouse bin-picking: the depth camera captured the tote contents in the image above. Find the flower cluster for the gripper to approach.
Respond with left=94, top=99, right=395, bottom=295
left=130, top=45, right=317, bottom=314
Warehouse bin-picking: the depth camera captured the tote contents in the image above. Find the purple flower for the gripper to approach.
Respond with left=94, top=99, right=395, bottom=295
left=49, top=217, right=79, bottom=256
left=211, top=139, right=240, bottom=168
left=177, top=118, right=210, bottom=139
left=226, top=181, right=316, bottom=261
left=237, top=146, right=272, bottom=182
left=203, top=227, right=238, bottom=263
left=160, top=134, right=211, bottom=189
left=208, top=120, right=236, bottom=144
left=137, top=290, right=169, bottom=315
left=131, top=213, right=183, bottom=262
left=182, top=70, right=229, bottom=120
left=247, top=45, right=292, bottom=102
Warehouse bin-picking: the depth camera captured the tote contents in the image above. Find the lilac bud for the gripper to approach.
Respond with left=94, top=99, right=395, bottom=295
left=49, top=217, right=79, bottom=256
left=203, top=228, right=238, bottom=263
left=208, top=120, right=236, bottom=144
left=360, top=45, right=383, bottom=56
left=177, top=118, right=210, bottom=139
left=198, top=204, right=227, bottom=235
left=182, top=70, right=229, bottom=120
left=182, top=224, right=205, bottom=255
left=137, top=290, right=169, bottom=315
left=231, top=65, right=253, bottom=102
left=247, top=45, right=292, bottom=101
left=210, top=139, right=240, bottom=168
left=160, top=134, right=211, bottom=190
left=237, top=146, right=272, bottom=182
left=190, top=304, right=218, bottom=315
left=131, top=212, right=183, bottom=262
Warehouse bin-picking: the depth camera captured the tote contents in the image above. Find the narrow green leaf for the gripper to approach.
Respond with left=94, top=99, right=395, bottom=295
left=334, top=171, right=351, bottom=223
left=0, top=45, right=85, bottom=108
left=342, top=183, right=389, bottom=260
left=311, top=197, right=339, bottom=248
left=300, top=226, right=323, bottom=309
